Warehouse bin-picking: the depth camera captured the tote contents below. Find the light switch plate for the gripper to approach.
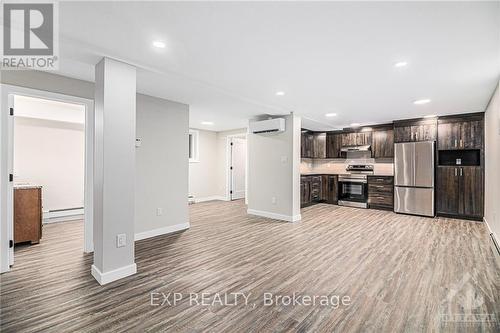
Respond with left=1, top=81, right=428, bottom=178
left=116, top=234, right=127, bottom=248
left=156, top=208, right=163, bottom=216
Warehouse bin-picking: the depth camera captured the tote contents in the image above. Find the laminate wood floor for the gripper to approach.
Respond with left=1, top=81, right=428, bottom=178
left=1, top=201, right=499, bottom=332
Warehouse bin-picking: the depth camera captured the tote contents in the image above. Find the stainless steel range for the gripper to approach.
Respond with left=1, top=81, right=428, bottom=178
left=338, top=164, right=373, bottom=208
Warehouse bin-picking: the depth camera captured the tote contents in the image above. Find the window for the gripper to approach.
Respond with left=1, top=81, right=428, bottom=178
left=189, top=129, right=199, bottom=163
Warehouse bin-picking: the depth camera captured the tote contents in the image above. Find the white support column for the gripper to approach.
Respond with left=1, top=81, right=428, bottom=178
left=92, top=58, right=137, bottom=285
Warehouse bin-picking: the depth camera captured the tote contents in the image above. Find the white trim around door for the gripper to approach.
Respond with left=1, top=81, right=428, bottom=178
left=0, top=84, right=94, bottom=273
left=225, top=133, right=248, bottom=201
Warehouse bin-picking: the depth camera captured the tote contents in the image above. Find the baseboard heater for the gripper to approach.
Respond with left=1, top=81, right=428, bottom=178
left=43, top=207, right=84, bottom=222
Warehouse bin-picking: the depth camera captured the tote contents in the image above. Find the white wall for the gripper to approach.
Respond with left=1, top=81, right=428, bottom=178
left=93, top=58, right=137, bottom=279
left=14, top=117, right=85, bottom=212
left=188, top=129, right=218, bottom=200
left=247, top=114, right=301, bottom=222
left=484, top=81, right=500, bottom=244
left=136, top=94, right=189, bottom=235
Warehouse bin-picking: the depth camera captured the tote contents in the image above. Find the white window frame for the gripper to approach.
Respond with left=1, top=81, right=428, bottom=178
left=189, top=129, right=199, bottom=163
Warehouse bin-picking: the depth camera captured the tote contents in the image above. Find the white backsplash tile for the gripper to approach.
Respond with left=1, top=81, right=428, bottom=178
left=300, top=158, right=394, bottom=176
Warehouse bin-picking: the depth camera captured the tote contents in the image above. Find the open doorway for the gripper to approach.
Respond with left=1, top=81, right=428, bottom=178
left=1, top=85, right=94, bottom=273
left=228, top=135, right=247, bottom=201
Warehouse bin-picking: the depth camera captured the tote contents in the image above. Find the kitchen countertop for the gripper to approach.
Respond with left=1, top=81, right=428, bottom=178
left=14, top=184, right=42, bottom=189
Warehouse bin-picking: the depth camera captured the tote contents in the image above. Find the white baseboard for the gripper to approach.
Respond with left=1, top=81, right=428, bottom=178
left=247, top=209, right=301, bottom=223
left=484, top=217, right=500, bottom=257
left=195, top=195, right=227, bottom=203
left=134, top=222, right=190, bottom=241
left=91, top=263, right=137, bottom=285
left=43, top=208, right=84, bottom=223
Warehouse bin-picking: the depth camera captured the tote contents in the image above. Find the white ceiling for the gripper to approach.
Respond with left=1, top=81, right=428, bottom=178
left=52, top=1, right=499, bottom=131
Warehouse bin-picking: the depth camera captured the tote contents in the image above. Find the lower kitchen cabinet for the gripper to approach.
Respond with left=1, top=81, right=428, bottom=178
left=301, top=175, right=338, bottom=207
left=367, top=176, right=394, bottom=210
left=437, top=166, right=483, bottom=220
left=322, top=175, right=338, bottom=204
left=301, top=176, right=312, bottom=207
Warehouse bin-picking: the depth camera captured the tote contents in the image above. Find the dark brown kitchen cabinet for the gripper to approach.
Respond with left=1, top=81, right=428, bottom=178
left=312, top=133, right=326, bottom=158
left=437, top=122, right=461, bottom=150
left=436, top=166, right=483, bottom=220
left=301, top=131, right=314, bottom=158
left=326, top=132, right=343, bottom=158
left=342, top=131, right=372, bottom=147
left=438, top=114, right=484, bottom=150
left=367, top=176, right=393, bottom=210
left=301, top=131, right=327, bottom=158
left=394, top=118, right=437, bottom=143
left=301, top=176, right=312, bottom=207
left=321, top=175, right=338, bottom=204
left=371, top=129, right=394, bottom=158
left=301, top=175, right=337, bottom=207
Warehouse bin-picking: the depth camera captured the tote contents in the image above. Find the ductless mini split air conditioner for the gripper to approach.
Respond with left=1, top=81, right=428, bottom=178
left=249, top=118, right=286, bottom=134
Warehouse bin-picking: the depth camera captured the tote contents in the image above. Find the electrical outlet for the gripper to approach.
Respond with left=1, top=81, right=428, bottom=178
left=116, top=234, right=127, bottom=248
left=271, top=197, right=277, bottom=205
left=281, top=156, right=288, bottom=164
left=156, top=208, right=163, bottom=216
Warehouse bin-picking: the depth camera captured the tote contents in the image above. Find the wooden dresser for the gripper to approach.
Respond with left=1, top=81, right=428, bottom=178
left=14, top=186, right=43, bottom=245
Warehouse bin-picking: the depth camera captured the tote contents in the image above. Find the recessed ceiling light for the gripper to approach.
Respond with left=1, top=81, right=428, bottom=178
left=201, top=121, right=214, bottom=125
left=350, top=123, right=361, bottom=128
left=275, top=91, right=285, bottom=96
left=152, top=40, right=166, bottom=48
left=424, top=114, right=437, bottom=118
left=394, top=61, right=408, bottom=68
left=414, top=99, right=431, bottom=105
left=325, top=113, right=337, bottom=117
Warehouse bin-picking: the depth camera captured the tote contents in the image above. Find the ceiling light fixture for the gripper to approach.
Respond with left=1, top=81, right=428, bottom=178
left=424, top=114, right=437, bottom=118
left=153, top=40, right=166, bottom=48
left=325, top=113, right=337, bottom=117
left=350, top=123, right=361, bottom=128
left=394, top=61, right=408, bottom=68
left=201, top=121, right=214, bottom=125
left=414, top=99, right=431, bottom=105
left=275, top=91, right=285, bottom=96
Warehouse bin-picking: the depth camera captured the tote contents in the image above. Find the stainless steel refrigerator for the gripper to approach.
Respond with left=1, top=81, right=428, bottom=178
left=394, top=141, right=435, bottom=217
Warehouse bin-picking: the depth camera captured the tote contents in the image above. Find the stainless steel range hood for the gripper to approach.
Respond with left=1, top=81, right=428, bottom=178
left=340, top=145, right=371, bottom=152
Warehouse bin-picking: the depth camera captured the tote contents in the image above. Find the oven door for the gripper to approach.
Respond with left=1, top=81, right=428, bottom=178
left=338, top=180, right=368, bottom=202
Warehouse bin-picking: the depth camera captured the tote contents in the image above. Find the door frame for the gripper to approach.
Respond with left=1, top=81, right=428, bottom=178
left=1, top=84, right=94, bottom=273
left=225, top=133, right=247, bottom=202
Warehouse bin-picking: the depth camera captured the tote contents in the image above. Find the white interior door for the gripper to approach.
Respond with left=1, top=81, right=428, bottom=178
left=230, top=137, right=246, bottom=200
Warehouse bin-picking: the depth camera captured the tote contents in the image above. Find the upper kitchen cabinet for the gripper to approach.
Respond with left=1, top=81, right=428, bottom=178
left=301, top=131, right=326, bottom=158
left=326, top=132, right=343, bottom=158
left=341, top=131, right=372, bottom=147
left=301, top=131, right=314, bottom=158
left=394, top=118, right=437, bottom=143
left=371, top=127, right=394, bottom=159
left=437, top=113, right=484, bottom=150
left=312, top=133, right=326, bottom=158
